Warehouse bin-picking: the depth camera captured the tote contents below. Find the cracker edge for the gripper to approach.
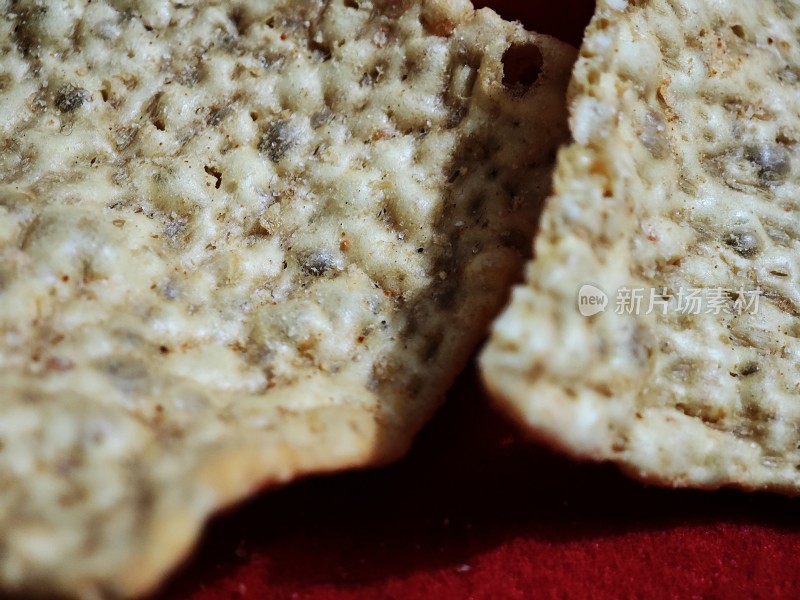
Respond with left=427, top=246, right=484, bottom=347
left=21, top=13, right=581, bottom=600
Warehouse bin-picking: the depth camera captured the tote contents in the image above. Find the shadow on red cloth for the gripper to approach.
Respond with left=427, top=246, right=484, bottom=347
left=157, top=363, right=800, bottom=599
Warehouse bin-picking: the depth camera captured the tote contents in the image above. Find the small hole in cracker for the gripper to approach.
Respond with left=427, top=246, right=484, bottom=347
left=502, top=43, right=543, bottom=93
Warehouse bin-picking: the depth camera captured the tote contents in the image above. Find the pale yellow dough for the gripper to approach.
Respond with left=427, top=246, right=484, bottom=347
left=482, top=0, right=800, bottom=494
left=0, top=0, right=574, bottom=596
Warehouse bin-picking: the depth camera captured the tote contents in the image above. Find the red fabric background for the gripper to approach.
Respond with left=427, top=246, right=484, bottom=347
left=154, top=3, right=800, bottom=599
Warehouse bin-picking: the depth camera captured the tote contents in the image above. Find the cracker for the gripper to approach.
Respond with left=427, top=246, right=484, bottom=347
left=0, top=0, right=574, bottom=596
left=482, top=0, right=800, bottom=494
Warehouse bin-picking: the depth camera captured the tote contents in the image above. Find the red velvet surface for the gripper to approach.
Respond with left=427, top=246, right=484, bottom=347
left=157, top=365, right=800, bottom=600
left=153, top=3, right=800, bottom=599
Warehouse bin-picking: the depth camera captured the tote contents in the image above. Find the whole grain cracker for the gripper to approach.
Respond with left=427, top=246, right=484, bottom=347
left=482, top=0, right=800, bottom=494
left=0, top=0, right=574, bottom=596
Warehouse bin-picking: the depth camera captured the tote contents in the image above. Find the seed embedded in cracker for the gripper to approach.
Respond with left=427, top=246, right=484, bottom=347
left=481, top=0, right=800, bottom=494
left=0, top=0, right=575, bottom=597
